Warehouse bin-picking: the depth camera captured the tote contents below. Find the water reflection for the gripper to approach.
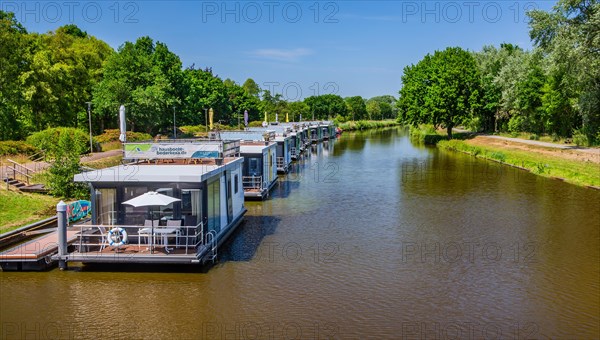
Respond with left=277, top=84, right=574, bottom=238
left=1, top=127, right=598, bottom=339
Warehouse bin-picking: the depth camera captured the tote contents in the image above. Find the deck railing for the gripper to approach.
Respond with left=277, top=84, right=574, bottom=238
left=276, top=157, right=285, bottom=169
left=242, top=176, right=264, bottom=190
left=74, top=222, right=204, bottom=255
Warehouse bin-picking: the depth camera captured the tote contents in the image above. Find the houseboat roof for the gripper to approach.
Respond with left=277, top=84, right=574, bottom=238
left=218, top=131, right=275, bottom=142
left=239, top=141, right=276, bottom=154
left=74, top=157, right=243, bottom=184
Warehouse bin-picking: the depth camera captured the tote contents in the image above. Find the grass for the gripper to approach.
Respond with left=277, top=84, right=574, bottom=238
left=82, top=155, right=123, bottom=169
left=337, top=120, right=400, bottom=131
left=0, top=190, right=59, bottom=233
left=438, top=139, right=600, bottom=188
left=409, top=125, right=474, bottom=144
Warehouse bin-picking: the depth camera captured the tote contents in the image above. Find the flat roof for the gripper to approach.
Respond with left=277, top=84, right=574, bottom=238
left=74, top=157, right=243, bottom=183
left=239, top=142, right=275, bottom=154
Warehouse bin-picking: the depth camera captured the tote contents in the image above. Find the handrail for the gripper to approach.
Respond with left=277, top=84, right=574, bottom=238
left=242, top=175, right=263, bottom=190
left=6, top=159, right=35, bottom=174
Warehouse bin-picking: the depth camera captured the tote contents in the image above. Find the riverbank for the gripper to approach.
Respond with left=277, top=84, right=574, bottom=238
left=337, top=120, right=400, bottom=131
left=438, top=139, right=600, bottom=188
left=0, top=190, right=58, bottom=233
left=408, top=125, right=600, bottom=188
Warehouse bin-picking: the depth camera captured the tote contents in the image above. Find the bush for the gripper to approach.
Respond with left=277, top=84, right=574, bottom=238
left=47, top=132, right=89, bottom=199
left=0, top=141, right=40, bottom=157
left=529, top=134, right=540, bottom=141
left=179, top=125, right=207, bottom=136
left=508, top=115, right=526, bottom=133
left=95, top=129, right=153, bottom=144
left=248, top=121, right=265, bottom=127
left=27, top=128, right=92, bottom=157
left=573, top=129, right=590, bottom=146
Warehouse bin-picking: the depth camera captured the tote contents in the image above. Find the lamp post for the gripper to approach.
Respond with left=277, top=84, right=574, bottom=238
left=204, top=108, right=208, bottom=133
left=85, top=102, right=93, bottom=153
left=173, top=106, right=176, bottom=139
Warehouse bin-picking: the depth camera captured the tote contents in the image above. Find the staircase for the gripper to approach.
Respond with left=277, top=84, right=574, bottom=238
left=2, top=158, right=49, bottom=194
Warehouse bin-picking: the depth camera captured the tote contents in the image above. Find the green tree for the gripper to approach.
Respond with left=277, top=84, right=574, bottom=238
left=304, top=94, right=347, bottom=120
left=92, top=37, right=181, bottom=134
left=398, top=47, right=482, bottom=138
left=47, top=131, right=88, bottom=199
left=20, top=25, right=113, bottom=132
left=242, top=78, right=261, bottom=97
left=0, top=11, right=29, bottom=140
left=529, top=0, right=600, bottom=140
left=366, top=96, right=395, bottom=120
left=345, top=96, right=368, bottom=120
left=287, top=101, right=309, bottom=122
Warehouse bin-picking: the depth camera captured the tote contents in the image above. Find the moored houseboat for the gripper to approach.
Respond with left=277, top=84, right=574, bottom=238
left=65, top=139, right=247, bottom=265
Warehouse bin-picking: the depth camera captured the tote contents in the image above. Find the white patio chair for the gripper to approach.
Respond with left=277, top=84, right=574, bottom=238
left=139, top=220, right=159, bottom=250
left=97, top=225, right=108, bottom=251
left=166, top=219, right=183, bottom=248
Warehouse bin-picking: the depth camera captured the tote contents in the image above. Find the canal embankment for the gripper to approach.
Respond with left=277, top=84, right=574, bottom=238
left=409, top=125, right=600, bottom=189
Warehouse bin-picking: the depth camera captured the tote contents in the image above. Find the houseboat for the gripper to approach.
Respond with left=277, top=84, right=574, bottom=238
left=239, top=142, right=278, bottom=199
left=247, top=127, right=293, bottom=173
left=66, top=139, right=247, bottom=265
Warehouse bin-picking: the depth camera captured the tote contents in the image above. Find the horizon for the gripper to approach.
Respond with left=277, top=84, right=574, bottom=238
left=2, top=0, right=555, bottom=100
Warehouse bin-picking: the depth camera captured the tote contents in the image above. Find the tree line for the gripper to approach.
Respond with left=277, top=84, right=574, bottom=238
left=397, top=0, right=599, bottom=144
left=0, top=11, right=393, bottom=141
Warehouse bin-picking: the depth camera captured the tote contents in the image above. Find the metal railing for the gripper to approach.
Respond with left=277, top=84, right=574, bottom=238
left=276, top=157, right=285, bottom=169
left=242, top=176, right=264, bottom=190
left=74, top=222, right=204, bottom=255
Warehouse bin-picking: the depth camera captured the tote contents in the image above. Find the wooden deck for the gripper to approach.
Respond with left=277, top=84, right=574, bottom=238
left=0, top=230, right=79, bottom=261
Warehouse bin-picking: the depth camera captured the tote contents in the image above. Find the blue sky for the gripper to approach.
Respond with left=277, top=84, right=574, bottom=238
left=3, top=0, right=555, bottom=99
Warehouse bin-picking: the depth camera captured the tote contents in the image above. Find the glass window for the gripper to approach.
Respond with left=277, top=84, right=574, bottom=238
left=123, top=186, right=148, bottom=225
left=234, top=175, right=239, bottom=194
left=207, top=179, right=221, bottom=233
left=95, top=188, right=116, bottom=225
left=181, top=189, right=202, bottom=226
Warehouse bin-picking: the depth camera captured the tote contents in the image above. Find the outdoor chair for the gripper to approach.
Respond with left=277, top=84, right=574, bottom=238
left=138, top=219, right=159, bottom=250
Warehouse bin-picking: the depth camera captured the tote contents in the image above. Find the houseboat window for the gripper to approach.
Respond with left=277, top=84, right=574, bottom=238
left=207, top=179, right=221, bottom=233
left=156, top=187, right=176, bottom=219
left=181, top=189, right=202, bottom=227
left=249, top=158, right=259, bottom=176
left=234, top=175, right=239, bottom=194
left=124, top=186, right=148, bottom=225
left=95, top=188, right=116, bottom=225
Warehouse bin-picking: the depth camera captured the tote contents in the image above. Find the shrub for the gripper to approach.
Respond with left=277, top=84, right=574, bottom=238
left=27, top=128, right=92, bottom=157
left=529, top=134, right=540, bottom=141
left=248, top=121, right=265, bottom=127
left=489, top=151, right=506, bottom=162
left=0, top=141, right=40, bottom=157
left=47, top=132, right=89, bottom=199
left=95, top=129, right=153, bottom=144
left=179, top=125, right=207, bottom=136
left=508, top=115, right=526, bottom=133
left=573, top=129, right=590, bottom=146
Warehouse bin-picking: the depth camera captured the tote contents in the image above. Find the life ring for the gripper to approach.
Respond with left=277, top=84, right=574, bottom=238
left=107, top=227, right=128, bottom=246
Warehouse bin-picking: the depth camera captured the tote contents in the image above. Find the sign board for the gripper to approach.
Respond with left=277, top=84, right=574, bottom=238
left=124, top=143, right=221, bottom=160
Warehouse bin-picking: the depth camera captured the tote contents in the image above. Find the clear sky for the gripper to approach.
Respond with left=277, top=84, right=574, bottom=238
left=3, top=0, right=556, bottom=100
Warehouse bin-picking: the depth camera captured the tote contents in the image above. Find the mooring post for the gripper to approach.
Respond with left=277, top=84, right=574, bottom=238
left=57, top=201, right=68, bottom=270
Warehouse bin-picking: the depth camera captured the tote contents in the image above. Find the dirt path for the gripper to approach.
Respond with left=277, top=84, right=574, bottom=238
left=466, top=135, right=600, bottom=164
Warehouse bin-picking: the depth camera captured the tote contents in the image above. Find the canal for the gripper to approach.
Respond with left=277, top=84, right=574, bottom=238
left=1, top=127, right=598, bottom=339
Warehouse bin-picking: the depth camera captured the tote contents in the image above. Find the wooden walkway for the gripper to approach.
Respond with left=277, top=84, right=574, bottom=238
left=0, top=230, right=79, bottom=261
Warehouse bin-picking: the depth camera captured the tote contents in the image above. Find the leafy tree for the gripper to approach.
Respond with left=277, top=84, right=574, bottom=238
left=529, top=0, right=600, bottom=140
left=181, top=67, right=229, bottom=127
left=366, top=96, right=395, bottom=120
left=92, top=37, right=181, bottom=134
left=398, top=47, right=482, bottom=138
left=0, top=11, right=29, bottom=140
left=20, top=25, right=113, bottom=132
left=47, top=131, right=89, bottom=199
left=304, top=94, right=347, bottom=120
left=287, top=101, right=309, bottom=121
left=242, top=78, right=261, bottom=97
left=345, top=96, right=368, bottom=120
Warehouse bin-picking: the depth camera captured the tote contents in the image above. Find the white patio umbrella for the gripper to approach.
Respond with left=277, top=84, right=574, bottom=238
left=122, top=191, right=181, bottom=253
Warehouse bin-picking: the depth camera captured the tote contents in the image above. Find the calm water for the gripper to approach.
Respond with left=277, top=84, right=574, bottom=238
left=1, top=127, right=599, bottom=339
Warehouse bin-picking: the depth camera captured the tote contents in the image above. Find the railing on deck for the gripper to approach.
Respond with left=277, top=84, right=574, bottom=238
left=276, top=157, right=285, bottom=169
left=242, top=176, right=264, bottom=190
left=74, top=222, right=204, bottom=255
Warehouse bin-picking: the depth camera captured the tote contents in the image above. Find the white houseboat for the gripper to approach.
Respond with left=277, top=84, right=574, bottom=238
left=68, top=139, right=247, bottom=265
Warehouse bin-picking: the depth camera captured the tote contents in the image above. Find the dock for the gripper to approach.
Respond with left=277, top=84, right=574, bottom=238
left=0, top=229, right=79, bottom=271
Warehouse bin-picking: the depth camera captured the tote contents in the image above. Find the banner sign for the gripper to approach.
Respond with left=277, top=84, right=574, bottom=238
left=124, top=143, right=221, bottom=159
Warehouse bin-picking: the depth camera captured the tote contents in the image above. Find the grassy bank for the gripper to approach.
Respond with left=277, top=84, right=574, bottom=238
left=0, top=190, right=59, bottom=233
left=337, top=120, right=400, bottom=131
left=438, top=139, right=600, bottom=188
